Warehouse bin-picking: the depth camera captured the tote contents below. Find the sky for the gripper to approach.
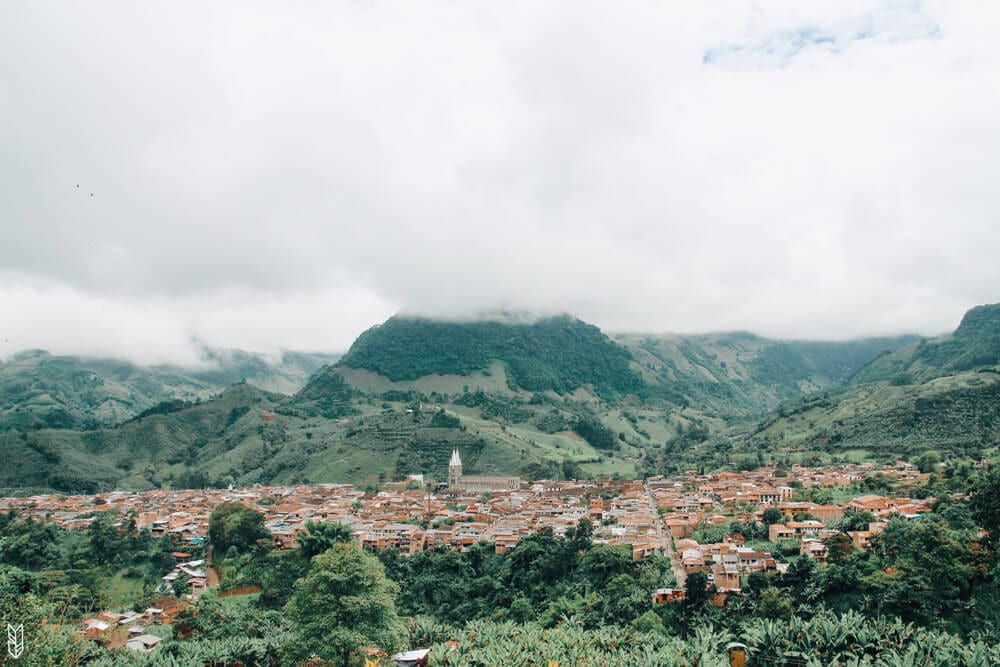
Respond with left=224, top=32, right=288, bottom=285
left=2, top=1, right=999, bottom=365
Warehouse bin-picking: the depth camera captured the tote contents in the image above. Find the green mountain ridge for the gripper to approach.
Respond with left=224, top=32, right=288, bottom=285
left=746, top=369, right=1000, bottom=460
left=0, top=348, right=339, bottom=430
left=852, top=303, right=1000, bottom=385
left=336, top=314, right=642, bottom=398
left=0, top=304, right=996, bottom=494
left=742, top=304, right=1000, bottom=460
left=619, top=332, right=922, bottom=417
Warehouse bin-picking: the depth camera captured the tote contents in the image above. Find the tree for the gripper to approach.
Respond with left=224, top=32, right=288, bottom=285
left=208, top=503, right=270, bottom=555
left=822, top=532, right=855, bottom=565
left=762, top=508, right=783, bottom=526
left=88, top=511, right=127, bottom=566
left=298, top=521, right=354, bottom=560
left=284, top=543, right=405, bottom=666
left=970, top=470, right=1000, bottom=555
left=756, top=586, right=793, bottom=619
left=914, top=451, right=941, bottom=474
left=684, top=571, right=712, bottom=610
left=867, top=517, right=977, bottom=625
left=578, top=545, right=632, bottom=590
left=831, top=509, right=876, bottom=533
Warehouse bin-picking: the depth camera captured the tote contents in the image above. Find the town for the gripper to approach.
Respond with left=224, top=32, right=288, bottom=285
left=0, top=452, right=952, bottom=655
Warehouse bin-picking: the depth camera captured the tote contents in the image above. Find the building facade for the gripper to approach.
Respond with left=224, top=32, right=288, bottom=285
left=448, top=449, right=520, bottom=493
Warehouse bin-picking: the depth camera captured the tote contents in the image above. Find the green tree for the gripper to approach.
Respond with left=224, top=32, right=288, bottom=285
left=298, top=521, right=354, bottom=560
left=0, top=567, right=98, bottom=665
left=208, top=503, right=270, bottom=555
left=284, top=543, right=405, bottom=666
left=914, top=451, right=941, bottom=474
left=762, top=507, right=783, bottom=526
left=684, top=571, right=712, bottom=610
left=867, top=517, right=977, bottom=625
left=88, top=511, right=127, bottom=566
left=756, top=586, right=793, bottom=619
left=971, top=470, right=1000, bottom=555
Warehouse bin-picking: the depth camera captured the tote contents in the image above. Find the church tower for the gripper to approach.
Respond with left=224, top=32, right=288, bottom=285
left=448, top=449, right=463, bottom=488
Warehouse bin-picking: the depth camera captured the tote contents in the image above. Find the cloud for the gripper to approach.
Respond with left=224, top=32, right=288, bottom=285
left=0, top=274, right=394, bottom=364
left=2, top=1, right=998, bottom=361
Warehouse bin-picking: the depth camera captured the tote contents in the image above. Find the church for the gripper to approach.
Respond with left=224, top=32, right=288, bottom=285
left=447, top=449, right=521, bottom=493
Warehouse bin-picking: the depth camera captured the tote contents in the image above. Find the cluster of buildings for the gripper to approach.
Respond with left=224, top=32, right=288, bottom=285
left=78, top=597, right=187, bottom=653
left=0, top=452, right=968, bottom=660
left=0, top=459, right=937, bottom=564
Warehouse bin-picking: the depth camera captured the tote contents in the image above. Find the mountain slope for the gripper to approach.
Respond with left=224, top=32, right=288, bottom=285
left=851, top=303, right=1000, bottom=385
left=0, top=348, right=338, bottom=429
left=618, top=332, right=920, bottom=417
left=746, top=369, right=1000, bottom=458
left=0, top=382, right=288, bottom=494
left=745, top=303, right=1000, bottom=459
left=0, top=379, right=596, bottom=494
left=0, top=304, right=995, bottom=493
left=335, top=315, right=643, bottom=398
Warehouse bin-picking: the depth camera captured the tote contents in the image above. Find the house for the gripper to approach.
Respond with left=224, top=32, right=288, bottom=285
left=126, top=634, right=163, bottom=653
left=81, top=618, right=111, bottom=641
left=392, top=648, right=430, bottom=667
left=632, top=542, right=661, bottom=560
left=652, top=588, right=685, bottom=604
left=710, top=562, right=742, bottom=589
left=800, top=539, right=828, bottom=562
left=769, top=524, right=795, bottom=542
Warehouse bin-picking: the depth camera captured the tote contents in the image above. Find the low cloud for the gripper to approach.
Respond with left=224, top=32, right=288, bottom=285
left=2, top=1, right=997, bottom=362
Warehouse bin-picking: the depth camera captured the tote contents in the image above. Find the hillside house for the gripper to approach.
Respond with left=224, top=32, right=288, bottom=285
left=126, top=635, right=163, bottom=653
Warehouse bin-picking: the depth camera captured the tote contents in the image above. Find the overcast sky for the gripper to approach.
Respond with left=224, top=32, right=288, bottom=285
left=2, top=1, right=998, bottom=365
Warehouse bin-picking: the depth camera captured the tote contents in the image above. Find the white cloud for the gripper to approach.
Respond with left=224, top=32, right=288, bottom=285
left=1, top=1, right=998, bottom=361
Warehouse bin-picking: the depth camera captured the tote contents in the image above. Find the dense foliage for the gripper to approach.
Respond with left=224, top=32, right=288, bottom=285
left=375, top=521, right=671, bottom=629
left=424, top=613, right=1000, bottom=667
left=285, top=544, right=406, bottom=665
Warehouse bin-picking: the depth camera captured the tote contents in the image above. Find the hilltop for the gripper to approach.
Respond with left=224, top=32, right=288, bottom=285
left=335, top=314, right=643, bottom=398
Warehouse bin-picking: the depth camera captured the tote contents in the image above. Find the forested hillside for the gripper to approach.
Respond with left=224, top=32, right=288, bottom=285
left=621, top=332, right=920, bottom=416
left=0, top=348, right=337, bottom=430
left=0, top=305, right=996, bottom=494
left=336, top=315, right=643, bottom=398
left=852, top=303, right=1000, bottom=385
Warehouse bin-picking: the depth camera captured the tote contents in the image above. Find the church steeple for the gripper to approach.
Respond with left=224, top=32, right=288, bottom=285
left=448, top=449, right=463, bottom=488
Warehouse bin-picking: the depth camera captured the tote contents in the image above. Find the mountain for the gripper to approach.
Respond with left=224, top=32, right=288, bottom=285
left=0, top=382, right=287, bottom=494
left=0, top=305, right=995, bottom=494
left=0, top=380, right=554, bottom=495
left=852, top=303, right=1000, bottom=385
left=746, top=369, right=1000, bottom=460
left=336, top=314, right=643, bottom=398
left=0, top=348, right=339, bottom=430
left=745, top=303, right=1000, bottom=460
left=617, top=332, right=921, bottom=417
